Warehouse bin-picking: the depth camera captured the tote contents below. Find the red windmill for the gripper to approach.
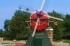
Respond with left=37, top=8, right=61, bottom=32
left=18, top=0, right=63, bottom=46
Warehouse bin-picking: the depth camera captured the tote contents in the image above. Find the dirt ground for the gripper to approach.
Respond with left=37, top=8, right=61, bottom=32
left=0, top=40, right=70, bottom=46
left=52, top=41, right=69, bottom=46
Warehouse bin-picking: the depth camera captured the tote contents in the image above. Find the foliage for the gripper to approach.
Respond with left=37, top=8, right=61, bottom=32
left=1, top=10, right=70, bottom=40
left=0, top=29, right=4, bottom=37
left=63, top=14, right=70, bottom=39
left=48, top=11, right=64, bottom=40
left=4, top=19, right=11, bottom=31
left=9, top=10, right=31, bottom=40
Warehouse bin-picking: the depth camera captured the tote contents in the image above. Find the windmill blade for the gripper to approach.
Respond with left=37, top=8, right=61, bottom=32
left=40, top=0, right=50, bottom=11
left=44, top=11, right=63, bottom=21
left=32, top=18, right=39, bottom=37
left=40, top=0, right=46, bottom=10
left=17, top=8, right=34, bottom=14
left=48, top=15, right=63, bottom=21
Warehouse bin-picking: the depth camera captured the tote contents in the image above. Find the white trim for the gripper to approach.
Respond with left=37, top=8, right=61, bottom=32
left=46, top=28, right=53, bottom=31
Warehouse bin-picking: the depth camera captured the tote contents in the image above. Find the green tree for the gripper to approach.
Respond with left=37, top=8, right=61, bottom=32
left=63, top=14, right=70, bottom=39
left=0, top=29, right=3, bottom=37
left=48, top=10, right=63, bottom=18
left=48, top=10, right=64, bottom=40
left=3, top=19, right=11, bottom=39
left=9, top=10, right=31, bottom=40
left=4, top=19, right=11, bottom=31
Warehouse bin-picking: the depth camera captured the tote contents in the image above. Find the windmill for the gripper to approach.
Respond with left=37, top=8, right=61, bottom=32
left=18, top=0, right=63, bottom=46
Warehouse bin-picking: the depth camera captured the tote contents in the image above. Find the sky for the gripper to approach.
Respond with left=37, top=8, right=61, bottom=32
left=0, top=0, right=70, bottom=29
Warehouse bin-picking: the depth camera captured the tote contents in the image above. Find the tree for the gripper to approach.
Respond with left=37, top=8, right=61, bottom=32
left=48, top=10, right=64, bottom=40
left=0, top=29, right=3, bottom=37
left=9, top=10, right=31, bottom=40
left=48, top=10, right=63, bottom=18
left=3, top=10, right=70, bottom=40
left=3, top=19, right=11, bottom=39
left=4, top=19, right=11, bottom=31
left=63, top=14, right=70, bottom=39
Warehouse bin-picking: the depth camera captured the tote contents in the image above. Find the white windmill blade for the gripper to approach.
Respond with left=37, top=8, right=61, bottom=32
left=40, top=0, right=46, bottom=11
left=48, top=15, right=63, bottom=21
left=44, top=12, right=63, bottom=21
left=32, top=18, right=39, bottom=37
left=17, top=8, right=34, bottom=14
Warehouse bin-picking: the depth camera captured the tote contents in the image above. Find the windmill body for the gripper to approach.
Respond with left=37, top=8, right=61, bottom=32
left=30, top=11, right=49, bottom=31
left=25, top=10, right=53, bottom=46
left=18, top=0, right=63, bottom=46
